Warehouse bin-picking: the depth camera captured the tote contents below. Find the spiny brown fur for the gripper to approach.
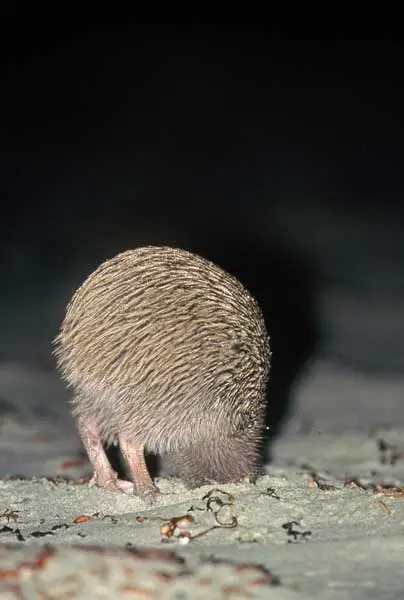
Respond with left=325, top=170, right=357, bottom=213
left=53, top=246, right=271, bottom=488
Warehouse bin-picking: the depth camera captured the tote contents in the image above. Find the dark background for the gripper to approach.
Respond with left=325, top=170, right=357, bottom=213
left=1, top=22, right=403, bottom=440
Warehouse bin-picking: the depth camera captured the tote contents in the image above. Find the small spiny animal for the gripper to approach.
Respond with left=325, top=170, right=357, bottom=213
left=53, top=246, right=271, bottom=500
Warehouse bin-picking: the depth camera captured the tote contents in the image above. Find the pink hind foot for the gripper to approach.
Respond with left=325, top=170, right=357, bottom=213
left=88, top=471, right=134, bottom=494
left=119, top=434, right=160, bottom=502
left=76, top=416, right=158, bottom=501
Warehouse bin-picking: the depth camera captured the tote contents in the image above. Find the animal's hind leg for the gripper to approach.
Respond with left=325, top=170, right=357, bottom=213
left=76, top=416, right=134, bottom=493
left=119, top=434, right=159, bottom=501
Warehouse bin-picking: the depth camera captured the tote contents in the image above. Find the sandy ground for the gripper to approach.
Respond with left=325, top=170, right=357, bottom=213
left=1, top=359, right=404, bottom=599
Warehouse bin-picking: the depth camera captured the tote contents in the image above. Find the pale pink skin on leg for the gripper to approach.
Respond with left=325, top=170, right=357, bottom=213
left=76, top=417, right=158, bottom=500
left=76, top=417, right=134, bottom=493
left=119, top=434, right=159, bottom=500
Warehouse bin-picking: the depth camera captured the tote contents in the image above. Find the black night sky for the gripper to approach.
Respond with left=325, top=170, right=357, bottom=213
left=1, top=22, right=404, bottom=434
